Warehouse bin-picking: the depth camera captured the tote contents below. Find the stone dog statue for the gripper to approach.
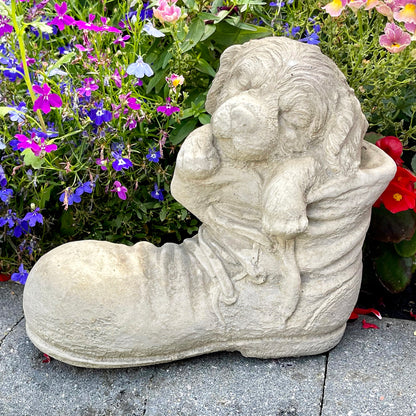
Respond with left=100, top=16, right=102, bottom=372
left=23, top=37, right=396, bottom=368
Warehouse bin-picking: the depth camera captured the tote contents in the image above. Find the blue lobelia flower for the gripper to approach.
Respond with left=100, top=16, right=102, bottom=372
left=12, top=219, right=29, bottom=238
left=88, top=101, right=112, bottom=126
left=23, top=208, right=43, bottom=227
left=146, top=147, right=161, bottom=163
left=9, top=101, right=27, bottom=123
left=112, top=151, right=133, bottom=171
left=126, top=56, right=153, bottom=78
left=0, top=165, right=7, bottom=187
left=0, top=188, right=13, bottom=204
left=11, top=263, right=29, bottom=285
left=151, top=183, right=164, bottom=201
left=143, top=22, right=165, bottom=38
left=299, top=31, right=320, bottom=45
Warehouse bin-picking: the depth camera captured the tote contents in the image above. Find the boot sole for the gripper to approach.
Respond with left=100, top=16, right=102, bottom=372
left=26, top=321, right=346, bottom=368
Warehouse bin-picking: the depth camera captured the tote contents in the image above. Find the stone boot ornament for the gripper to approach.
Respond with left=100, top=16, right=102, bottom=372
left=23, top=37, right=396, bottom=368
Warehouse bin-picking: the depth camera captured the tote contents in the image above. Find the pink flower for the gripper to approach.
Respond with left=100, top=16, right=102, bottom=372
left=49, top=2, right=75, bottom=31
left=364, top=0, right=381, bottom=10
left=111, top=181, right=127, bottom=200
left=348, top=0, right=367, bottom=11
left=394, top=0, right=416, bottom=24
left=166, top=73, right=184, bottom=92
left=153, top=0, right=181, bottom=23
left=322, top=0, right=349, bottom=16
left=379, top=22, right=411, bottom=53
left=113, top=34, right=130, bottom=48
left=33, top=83, right=63, bottom=114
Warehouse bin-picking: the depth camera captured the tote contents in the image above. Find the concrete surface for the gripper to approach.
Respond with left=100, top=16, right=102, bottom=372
left=1, top=281, right=415, bottom=416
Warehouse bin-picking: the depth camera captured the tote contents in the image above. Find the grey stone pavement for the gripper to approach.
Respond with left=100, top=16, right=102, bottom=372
left=1, top=281, right=415, bottom=416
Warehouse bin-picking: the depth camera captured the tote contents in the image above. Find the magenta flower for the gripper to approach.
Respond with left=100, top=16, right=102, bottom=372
left=157, top=99, right=180, bottom=116
left=111, top=181, right=128, bottom=200
left=113, top=34, right=130, bottom=48
left=100, top=17, right=122, bottom=33
left=111, top=67, right=126, bottom=88
left=73, top=14, right=103, bottom=32
left=379, top=22, right=411, bottom=53
left=394, top=0, right=416, bottom=24
left=95, top=158, right=108, bottom=170
left=0, top=16, right=13, bottom=37
left=77, top=77, right=99, bottom=97
left=49, top=2, right=75, bottom=31
left=33, top=83, right=63, bottom=114
left=15, top=132, right=57, bottom=156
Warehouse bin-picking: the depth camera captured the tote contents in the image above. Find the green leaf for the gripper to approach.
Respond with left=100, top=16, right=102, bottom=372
left=180, top=18, right=205, bottom=53
left=411, top=154, right=416, bottom=173
left=146, top=70, right=166, bottom=94
left=395, top=229, right=416, bottom=257
left=208, top=20, right=272, bottom=48
left=195, top=59, right=216, bottom=77
left=22, top=148, right=45, bottom=169
left=39, top=185, right=54, bottom=210
left=159, top=205, right=167, bottom=222
left=198, top=113, right=211, bottom=124
left=169, top=119, right=198, bottom=145
left=368, top=206, right=416, bottom=243
left=30, top=20, right=53, bottom=34
left=200, top=24, right=216, bottom=42
left=364, top=132, right=383, bottom=145
left=0, top=107, right=13, bottom=117
left=375, top=248, right=413, bottom=293
left=60, top=209, right=74, bottom=236
left=47, top=52, right=76, bottom=74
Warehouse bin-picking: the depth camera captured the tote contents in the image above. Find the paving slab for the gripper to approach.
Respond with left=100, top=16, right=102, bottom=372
left=0, top=281, right=24, bottom=343
left=322, top=317, right=416, bottom=416
left=0, top=317, right=326, bottom=416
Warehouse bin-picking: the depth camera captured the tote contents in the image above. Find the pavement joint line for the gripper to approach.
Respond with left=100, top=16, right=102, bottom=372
left=0, top=314, right=24, bottom=349
left=318, top=351, right=329, bottom=416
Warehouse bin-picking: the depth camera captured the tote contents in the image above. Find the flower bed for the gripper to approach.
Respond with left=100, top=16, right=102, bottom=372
left=0, top=0, right=415, bottom=309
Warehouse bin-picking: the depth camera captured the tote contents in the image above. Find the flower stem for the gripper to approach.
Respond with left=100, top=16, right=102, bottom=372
left=10, top=0, right=47, bottom=133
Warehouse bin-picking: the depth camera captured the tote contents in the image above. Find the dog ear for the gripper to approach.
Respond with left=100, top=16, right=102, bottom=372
left=205, top=44, right=244, bottom=114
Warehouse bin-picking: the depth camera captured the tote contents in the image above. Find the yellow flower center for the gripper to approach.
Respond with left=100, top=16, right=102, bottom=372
left=393, top=193, right=403, bottom=202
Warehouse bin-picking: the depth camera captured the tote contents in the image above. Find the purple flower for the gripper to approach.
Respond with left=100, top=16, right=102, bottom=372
left=95, top=158, right=108, bottom=170
left=49, top=2, right=75, bottom=31
left=0, top=16, right=13, bottom=37
left=151, top=183, right=164, bottom=201
left=11, top=264, right=29, bottom=285
left=23, top=208, right=43, bottom=227
left=33, top=83, right=63, bottom=114
left=77, top=77, right=99, bottom=97
left=111, top=180, right=128, bottom=200
left=113, top=34, right=130, bottom=48
left=146, top=147, right=161, bottom=163
left=156, top=101, right=180, bottom=116
left=126, top=56, right=154, bottom=78
left=0, top=188, right=13, bottom=204
left=88, top=102, right=112, bottom=126
left=112, top=151, right=133, bottom=171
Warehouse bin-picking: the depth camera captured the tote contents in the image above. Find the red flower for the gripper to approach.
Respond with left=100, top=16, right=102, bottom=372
left=362, top=319, right=380, bottom=329
left=376, top=136, right=404, bottom=166
left=374, top=135, right=416, bottom=213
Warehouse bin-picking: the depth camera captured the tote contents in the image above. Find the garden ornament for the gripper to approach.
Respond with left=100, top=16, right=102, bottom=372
left=23, top=37, right=396, bottom=368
